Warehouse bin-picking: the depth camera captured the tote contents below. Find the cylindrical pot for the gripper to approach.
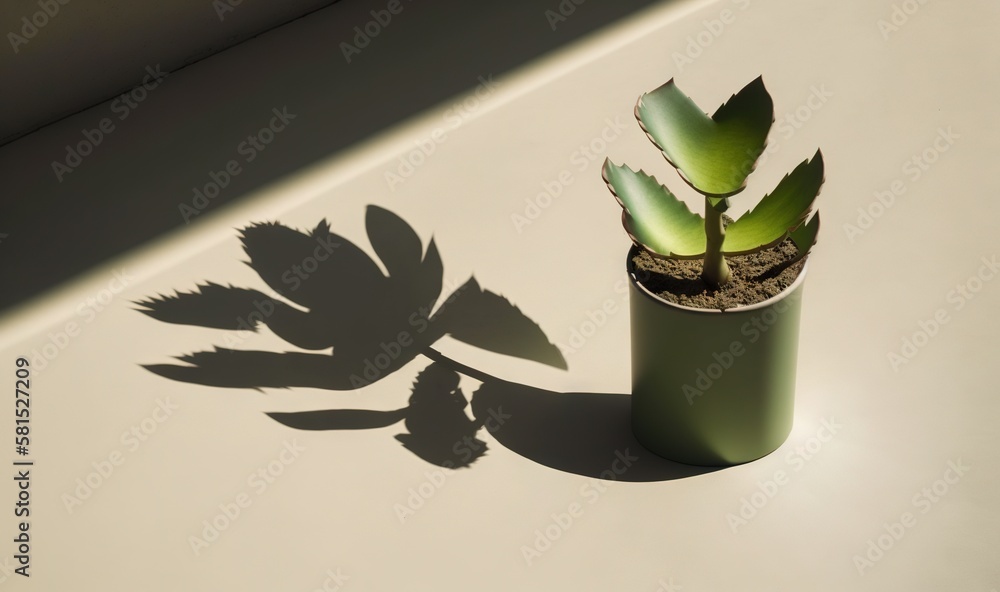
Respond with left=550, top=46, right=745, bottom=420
left=627, top=245, right=808, bottom=466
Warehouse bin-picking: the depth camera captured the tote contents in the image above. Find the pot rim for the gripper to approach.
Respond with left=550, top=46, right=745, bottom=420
left=626, top=244, right=810, bottom=315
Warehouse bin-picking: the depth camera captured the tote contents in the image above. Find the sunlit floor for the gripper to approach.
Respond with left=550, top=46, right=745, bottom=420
left=1, top=0, right=998, bottom=590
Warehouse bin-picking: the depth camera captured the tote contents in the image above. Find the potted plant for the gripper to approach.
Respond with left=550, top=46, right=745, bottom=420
left=603, top=76, right=825, bottom=466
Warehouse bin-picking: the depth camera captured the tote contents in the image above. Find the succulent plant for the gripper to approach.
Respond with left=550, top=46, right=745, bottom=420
left=603, top=76, right=824, bottom=287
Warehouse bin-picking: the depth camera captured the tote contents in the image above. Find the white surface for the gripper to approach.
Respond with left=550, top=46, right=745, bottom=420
left=2, top=0, right=999, bottom=590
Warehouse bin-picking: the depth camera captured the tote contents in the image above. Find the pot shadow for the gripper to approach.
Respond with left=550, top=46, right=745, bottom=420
left=469, top=380, right=718, bottom=481
left=137, top=206, right=713, bottom=481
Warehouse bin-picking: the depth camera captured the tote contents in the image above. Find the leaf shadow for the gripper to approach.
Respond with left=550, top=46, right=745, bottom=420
left=138, top=206, right=712, bottom=480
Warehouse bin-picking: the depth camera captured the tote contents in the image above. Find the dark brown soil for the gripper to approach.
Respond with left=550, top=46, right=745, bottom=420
left=630, top=235, right=806, bottom=311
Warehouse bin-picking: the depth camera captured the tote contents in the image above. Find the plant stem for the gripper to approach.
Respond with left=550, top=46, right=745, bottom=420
left=702, top=197, right=731, bottom=287
left=421, top=347, right=509, bottom=385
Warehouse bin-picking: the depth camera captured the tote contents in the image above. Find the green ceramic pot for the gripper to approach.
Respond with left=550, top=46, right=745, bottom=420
left=627, top=245, right=808, bottom=466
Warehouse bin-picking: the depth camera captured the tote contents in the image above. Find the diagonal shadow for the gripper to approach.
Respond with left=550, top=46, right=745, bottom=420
left=138, top=206, right=713, bottom=480
left=1, top=0, right=677, bottom=313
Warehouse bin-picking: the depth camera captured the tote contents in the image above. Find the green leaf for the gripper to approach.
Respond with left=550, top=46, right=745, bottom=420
left=636, top=77, right=773, bottom=197
left=789, top=212, right=820, bottom=258
left=602, top=159, right=706, bottom=259
left=722, top=150, right=825, bottom=255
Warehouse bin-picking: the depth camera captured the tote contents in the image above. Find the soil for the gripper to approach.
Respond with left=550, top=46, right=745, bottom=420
left=630, top=229, right=807, bottom=311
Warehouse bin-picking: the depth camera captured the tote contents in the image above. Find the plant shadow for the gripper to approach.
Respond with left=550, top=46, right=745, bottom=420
left=269, top=361, right=718, bottom=481
left=138, top=206, right=716, bottom=481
